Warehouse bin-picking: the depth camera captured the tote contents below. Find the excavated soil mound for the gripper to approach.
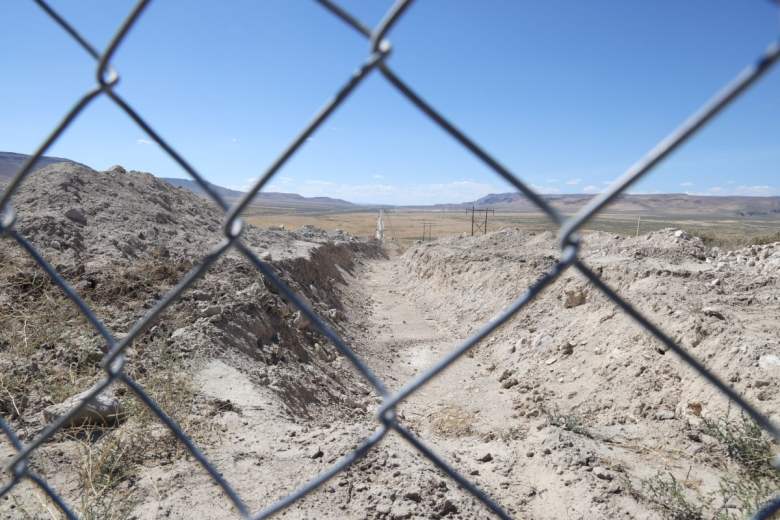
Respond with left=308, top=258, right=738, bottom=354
left=396, top=228, right=780, bottom=518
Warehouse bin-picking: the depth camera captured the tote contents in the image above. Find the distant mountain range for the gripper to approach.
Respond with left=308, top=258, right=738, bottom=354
left=400, top=191, right=780, bottom=218
left=466, top=192, right=780, bottom=217
left=159, top=177, right=358, bottom=213
left=3, top=151, right=779, bottom=217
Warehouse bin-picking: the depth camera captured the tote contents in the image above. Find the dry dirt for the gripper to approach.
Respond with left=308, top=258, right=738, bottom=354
left=1, top=164, right=779, bottom=519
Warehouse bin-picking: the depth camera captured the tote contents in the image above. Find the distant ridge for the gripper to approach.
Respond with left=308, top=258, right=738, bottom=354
left=466, top=192, right=780, bottom=218
left=160, top=177, right=359, bottom=212
left=0, top=151, right=90, bottom=181
left=160, top=177, right=247, bottom=200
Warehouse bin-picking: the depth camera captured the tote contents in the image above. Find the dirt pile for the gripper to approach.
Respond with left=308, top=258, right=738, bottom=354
left=0, top=163, right=385, bottom=518
left=7, top=162, right=365, bottom=267
left=397, top=227, right=780, bottom=518
left=5, top=162, right=386, bottom=415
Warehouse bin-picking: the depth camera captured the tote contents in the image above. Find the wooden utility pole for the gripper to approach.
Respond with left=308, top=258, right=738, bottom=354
left=421, top=222, right=432, bottom=241
left=466, top=205, right=495, bottom=236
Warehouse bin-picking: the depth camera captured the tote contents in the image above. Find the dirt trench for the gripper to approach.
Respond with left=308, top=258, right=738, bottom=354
left=126, top=250, right=524, bottom=520
left=162, top=244, right=625, bottom=520
left=5, top=226, right=779, bottom=519
left=243, top=229, right=780, bottom=520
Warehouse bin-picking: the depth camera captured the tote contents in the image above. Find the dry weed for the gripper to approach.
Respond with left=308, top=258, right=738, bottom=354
left=429, top=405, right=474, bottom=437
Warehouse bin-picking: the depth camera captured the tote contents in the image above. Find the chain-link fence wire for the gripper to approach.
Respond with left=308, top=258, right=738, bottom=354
left=1, top=0, right=779, bottom=517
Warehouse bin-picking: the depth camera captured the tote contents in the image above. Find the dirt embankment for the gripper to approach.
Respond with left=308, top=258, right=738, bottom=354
left=0, top=163, right=383, bottom=518
left=397, top=228, right=780, bottom=519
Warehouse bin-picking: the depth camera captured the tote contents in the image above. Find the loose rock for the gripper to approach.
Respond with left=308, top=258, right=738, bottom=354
left=64, top=208, right=87, bottom=225
left=43, top=385, right=123, bottom=427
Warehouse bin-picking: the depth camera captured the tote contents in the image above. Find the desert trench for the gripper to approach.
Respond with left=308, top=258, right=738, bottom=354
left=1, top=164, right=779, bottom=519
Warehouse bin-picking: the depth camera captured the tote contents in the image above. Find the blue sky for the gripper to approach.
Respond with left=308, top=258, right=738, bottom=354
left=2, top=1, right=779, bottom=205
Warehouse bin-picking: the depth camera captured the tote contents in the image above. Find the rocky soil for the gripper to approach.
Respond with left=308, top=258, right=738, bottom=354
left=1, top=163, right=778, bottom=519
left=392, top=228, right=780, bottom=519
left=0, top=163, right=381, bottom=518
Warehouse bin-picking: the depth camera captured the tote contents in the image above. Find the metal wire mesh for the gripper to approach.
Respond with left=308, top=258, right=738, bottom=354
left=1, top=1, right=779, bottom=518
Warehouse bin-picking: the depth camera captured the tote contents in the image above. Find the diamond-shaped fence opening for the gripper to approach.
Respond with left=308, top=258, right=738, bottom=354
left=1, top=0, right=779, bottom=518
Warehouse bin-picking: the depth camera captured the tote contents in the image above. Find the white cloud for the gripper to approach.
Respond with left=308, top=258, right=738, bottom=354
left=531, top=184, right=561, bottom=194
left=565, top=178, right=581, bottom=186
left=680, top=181, right=693, bottom=187
left=264, top=176, right=298, bottom=192
left=227, top=176, right=259, bottom=192
left=136, top=138, right=153, bottom=145
left=582, top=185, right=599, bottom=193
left=372, top=174, right=385, bottom=180
left=708, top=186, right=723, bottom=194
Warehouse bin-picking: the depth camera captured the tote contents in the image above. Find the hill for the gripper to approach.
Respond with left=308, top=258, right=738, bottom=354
left=160, top=177, right=359, bottom=213
left=470, top=192, right=780, bottom=218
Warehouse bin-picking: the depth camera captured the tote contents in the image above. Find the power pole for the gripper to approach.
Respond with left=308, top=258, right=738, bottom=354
left=466, top=206, right=495, bottom=236
left=421, top=222, right=432, bottom=241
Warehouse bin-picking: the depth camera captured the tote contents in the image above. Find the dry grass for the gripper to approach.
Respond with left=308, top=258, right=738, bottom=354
left=637, top=472, right=704, bottom=520
left=429, top=405, right=474, bottom=437
left=543, top=405, right=591, bottom=437
left=245, top=209, right=780, bottom=250
left=701, top=413, right=776, bottom=477
left=0, top=250, right=101, bottom=423
left=633, top=414, right=780, bottom=520
left=0, top=244, right=210, bottom=518
left=74, top=428, right=140, bottom=520
left=246, top=210, right=478, bottom=248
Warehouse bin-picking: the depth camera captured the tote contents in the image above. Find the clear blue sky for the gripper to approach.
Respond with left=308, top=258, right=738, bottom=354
left=2, top=1, right=779, bottom=205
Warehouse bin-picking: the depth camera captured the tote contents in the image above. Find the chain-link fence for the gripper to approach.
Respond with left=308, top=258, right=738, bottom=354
left=1, top=1, right=779, bottom=518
